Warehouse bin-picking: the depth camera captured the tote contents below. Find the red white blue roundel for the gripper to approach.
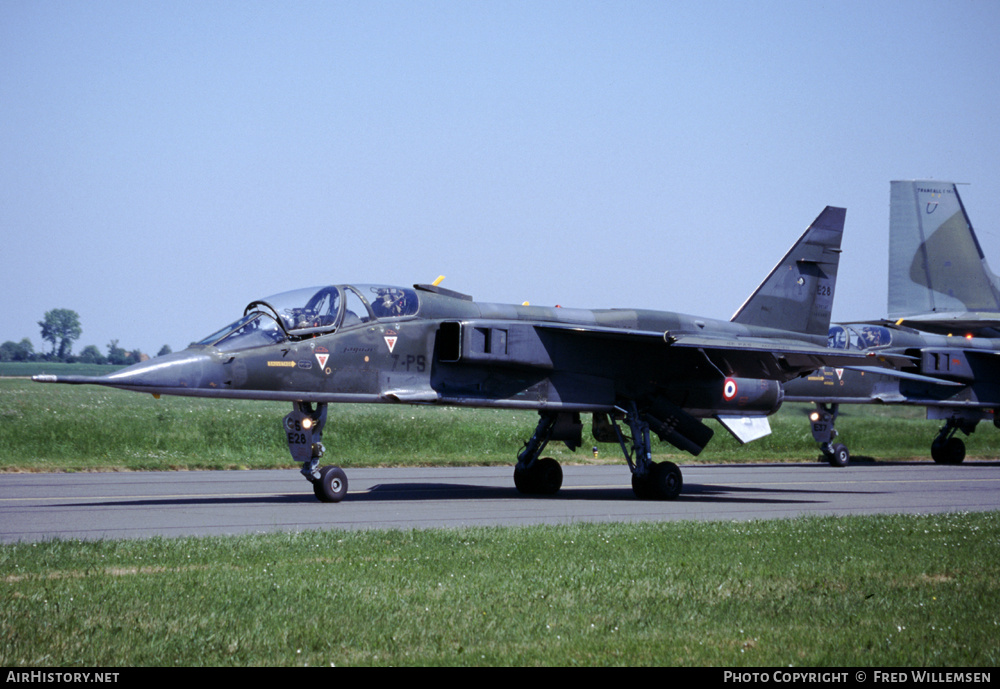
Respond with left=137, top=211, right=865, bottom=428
left=722, top=377, right=738, bottom=401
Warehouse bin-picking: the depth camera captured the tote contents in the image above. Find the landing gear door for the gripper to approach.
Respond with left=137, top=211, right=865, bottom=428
left=283, top=404, right=327, bottom=463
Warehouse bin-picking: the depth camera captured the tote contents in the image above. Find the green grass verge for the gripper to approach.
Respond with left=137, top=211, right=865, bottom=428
left=3, top=377, right=999, bottom=473
left=2, top=513, right=998, bottom=666
left=0, top=362, right=124, bottom=378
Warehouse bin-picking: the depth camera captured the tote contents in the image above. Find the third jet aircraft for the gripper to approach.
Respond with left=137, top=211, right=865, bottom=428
left=785, top=180, right=1000, bottom=465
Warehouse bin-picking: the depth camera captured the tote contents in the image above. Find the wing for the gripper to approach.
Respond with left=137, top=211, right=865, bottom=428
left=526, top=322, right=904, bottom=382
left=661, top=332, right=909, bottom=380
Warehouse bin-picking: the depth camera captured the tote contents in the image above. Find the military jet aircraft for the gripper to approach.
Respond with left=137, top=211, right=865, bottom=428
left=35, top=206, right=891, bottom=502
left=785, top=180, right=1000, bottom=466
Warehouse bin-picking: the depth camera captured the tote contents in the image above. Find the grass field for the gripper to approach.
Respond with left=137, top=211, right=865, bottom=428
left=2, top=514, right=998, bottom=666
left=2, top=372, right=998, bottom=666
left=4, top=376, right=1000, bottom=472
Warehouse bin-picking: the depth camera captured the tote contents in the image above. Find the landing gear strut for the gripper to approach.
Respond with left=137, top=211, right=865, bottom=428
left=606, top=403, right=682, bottom=500
left=285, top=401, right=349, bottom=502
left=809, top=403, right=850, bottom=467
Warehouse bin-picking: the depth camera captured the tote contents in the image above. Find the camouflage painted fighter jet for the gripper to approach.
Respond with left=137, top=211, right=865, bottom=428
left=785, top=181, right=1000, bottom=466
left=36, top=207, right=888, bottom=501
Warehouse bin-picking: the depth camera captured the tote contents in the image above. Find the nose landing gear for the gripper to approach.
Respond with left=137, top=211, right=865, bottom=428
left=285, top=401, right=349, bottom=502
left=809, top=403, right=850, bottom=467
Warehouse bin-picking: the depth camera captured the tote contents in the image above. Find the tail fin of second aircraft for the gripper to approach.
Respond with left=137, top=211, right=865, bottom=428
left=730, top=206, right=846, bottom=338
left=888, top=180, right=1000, bottom=321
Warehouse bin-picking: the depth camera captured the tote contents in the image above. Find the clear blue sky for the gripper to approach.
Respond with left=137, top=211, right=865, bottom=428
left=4, top=0, right=999, bottom=356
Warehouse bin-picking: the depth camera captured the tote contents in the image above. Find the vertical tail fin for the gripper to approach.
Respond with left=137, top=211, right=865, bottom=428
left=888, top=180, right=1000, bottom=320
left=730, top=206, right=845, bottom=337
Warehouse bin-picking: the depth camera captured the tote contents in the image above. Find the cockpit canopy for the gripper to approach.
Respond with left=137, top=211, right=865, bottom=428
left=197, top=284, right=419, bottom=352
left=827, top=324, right=892, bottom=350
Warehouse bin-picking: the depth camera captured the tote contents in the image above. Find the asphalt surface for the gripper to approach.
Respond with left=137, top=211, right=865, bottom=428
left=2, top=461, right=999, bottom=543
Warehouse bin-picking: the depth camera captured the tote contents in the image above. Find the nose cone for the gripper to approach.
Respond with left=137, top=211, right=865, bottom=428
left=34, top=348, right=228, bottom=395
left=102, top=349, right=228, bottom=391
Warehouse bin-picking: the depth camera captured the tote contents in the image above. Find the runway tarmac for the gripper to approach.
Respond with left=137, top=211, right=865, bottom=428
left=2, top=461, right=1000, bottom=543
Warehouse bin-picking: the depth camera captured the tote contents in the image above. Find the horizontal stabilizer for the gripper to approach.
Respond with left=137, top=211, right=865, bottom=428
left=717, top=415, right=772, bottom=444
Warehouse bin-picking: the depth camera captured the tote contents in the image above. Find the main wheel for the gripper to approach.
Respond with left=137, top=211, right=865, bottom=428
left=513, top=457, right=563, bottom=495
left=931, top=437, right=965, bottom=465
left=649, top=461, right=683, bottom=500
left=632, top=461, right=683, bottom=500
left=631, top=472, right=652, bottom=500
left=314, top=465, right=348, bottom=502
left=825, top=443, right=850, bottom=467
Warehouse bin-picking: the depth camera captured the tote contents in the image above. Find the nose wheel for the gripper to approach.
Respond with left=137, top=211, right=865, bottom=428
left=823, top=442, right=850, bottom=467
left=313, top=465, right=349, bottom=502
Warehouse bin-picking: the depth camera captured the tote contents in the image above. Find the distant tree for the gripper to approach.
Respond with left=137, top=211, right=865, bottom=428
left=106, top=339, right=128, bottom=366
left=39, top=308, right=82, bottom=360
left=1, top=339, right=35, bottom=362
left=157, top=344, right=173, bottom=357
left=77, top=344, right=106, bottom=365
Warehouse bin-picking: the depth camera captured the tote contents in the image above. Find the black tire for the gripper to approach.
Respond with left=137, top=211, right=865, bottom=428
left=826, top=443, right=850, bottom=467
left=931, top=437, right=965, bottom=465
left=650, top=461, right=683, bottom=500
left=513, top=457, right=563, bottom=495
left=534, top=457, right=563, bottom=495
left=633, top=461, right=683, bottom=500
left=314, top=465, right=348, bottom=502
left=513, top=464, right=530, bottom=493
left=631, top=472, right=652, bottom=500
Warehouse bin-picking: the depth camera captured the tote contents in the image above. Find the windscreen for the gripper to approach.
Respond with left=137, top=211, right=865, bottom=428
left=827, top=324, right=892, bottom=350
left=197, top=284, right=420, bottom=352
left=196, top=313, right=285, bottom=351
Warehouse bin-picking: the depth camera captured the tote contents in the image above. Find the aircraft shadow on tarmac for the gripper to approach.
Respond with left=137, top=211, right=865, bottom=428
left=355, top=482, right=882, bottom=505
left=800, top=457, right=1000, bottom=467
left=54, top=480, right=883, bottom=509
left=53, top=493, right=318, bottom=508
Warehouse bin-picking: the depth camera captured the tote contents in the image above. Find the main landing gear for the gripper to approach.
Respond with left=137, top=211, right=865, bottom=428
left=608, top=403, right=683, bottom=500
left=285, top=401, right=349, bottom=502
left=513, top=412, right=570, bottom=495
left=287, top=402, right=685, bottom=503
left=809, top=403, right=850, bottom=467
left=514, top=407, right=683, bottom=500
